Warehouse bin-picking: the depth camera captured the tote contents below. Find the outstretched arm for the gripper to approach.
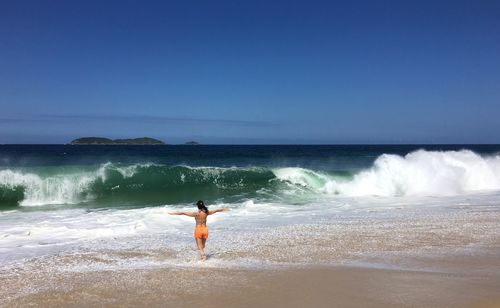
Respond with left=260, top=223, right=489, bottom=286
left=169, top=211, right=197, bottom=217
left=208, top=208, right=230, bottom=215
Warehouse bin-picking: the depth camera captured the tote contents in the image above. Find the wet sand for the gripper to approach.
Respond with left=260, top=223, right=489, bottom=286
left=3, top=251, right=500, bottom=308
left=2, top=206, right=500, bottom=307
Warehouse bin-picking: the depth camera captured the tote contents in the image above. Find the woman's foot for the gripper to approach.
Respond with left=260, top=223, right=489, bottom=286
left=198, top=250, right=206, bottom=261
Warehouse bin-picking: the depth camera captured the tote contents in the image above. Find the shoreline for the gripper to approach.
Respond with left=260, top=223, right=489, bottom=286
left=2, top=246, right=500, bottom=307
left=2, top=205, right=500, bottom=307
left=2, top=189, right=500, bottom=307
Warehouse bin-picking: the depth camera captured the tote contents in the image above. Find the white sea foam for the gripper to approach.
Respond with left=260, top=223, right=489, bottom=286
left=0, top=163, right=156, bottom=206
left=1, top=197, right=499, bottom=270
left=0, top=169, right=97, bottom=206
left=0, top=206, right=183, bottom=262
left=99, top=162, right=157, bottom=180
left=272, top=167, right=330, bottom=188
left=273, top=150, right=500, bottom=197
left=2, top=189, right=500, bottom=269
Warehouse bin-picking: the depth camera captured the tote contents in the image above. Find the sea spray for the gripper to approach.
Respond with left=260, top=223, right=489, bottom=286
left=322, top=150, right=500, bottom=196
left=0, top=169, right=97, bottom=206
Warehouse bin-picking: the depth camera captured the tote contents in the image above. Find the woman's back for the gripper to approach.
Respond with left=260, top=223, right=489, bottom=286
left=195, top=211, right=208, bottom=226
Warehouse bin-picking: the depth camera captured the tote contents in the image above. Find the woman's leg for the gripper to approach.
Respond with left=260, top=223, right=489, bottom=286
left=195, top=238, right=205, bottom=260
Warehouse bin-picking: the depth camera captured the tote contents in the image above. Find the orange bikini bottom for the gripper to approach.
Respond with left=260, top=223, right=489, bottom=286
left=194, top=226, right=208, bottom=239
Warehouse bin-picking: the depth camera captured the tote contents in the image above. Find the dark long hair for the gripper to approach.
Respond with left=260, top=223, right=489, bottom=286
left=197, top=200, right=208, bottom=213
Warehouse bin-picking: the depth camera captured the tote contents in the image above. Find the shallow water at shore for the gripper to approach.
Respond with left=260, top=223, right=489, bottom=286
left=1, top=195, right=499, bottom=267
left=2, top=145, right=500, bottom=305
left=2, top=196, right=500, bottom=307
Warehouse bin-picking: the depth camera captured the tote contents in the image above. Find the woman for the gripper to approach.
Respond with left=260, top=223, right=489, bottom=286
left=169, top=200, right=229, bottom=261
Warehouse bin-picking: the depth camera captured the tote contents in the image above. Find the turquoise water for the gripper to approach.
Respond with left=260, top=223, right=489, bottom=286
left=1, top=145, right=500, bottom=208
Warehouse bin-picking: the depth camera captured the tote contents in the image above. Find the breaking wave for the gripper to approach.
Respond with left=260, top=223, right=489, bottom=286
left=1, top=150, right=500, bottom=207
left=275, top=150, right=500, bottom=197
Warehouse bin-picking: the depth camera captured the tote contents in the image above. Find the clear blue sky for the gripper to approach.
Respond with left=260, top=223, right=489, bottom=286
left=1, top=0, right=499, bottom=144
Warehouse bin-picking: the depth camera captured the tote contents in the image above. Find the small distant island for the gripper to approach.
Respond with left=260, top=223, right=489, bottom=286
left=69, top=137, right=165, bottom=145
left=184, top=141, right=200, bottom=145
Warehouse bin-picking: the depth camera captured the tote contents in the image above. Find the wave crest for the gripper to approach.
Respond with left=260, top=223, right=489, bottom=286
left=1, top=150, right=500, bottom=207
left=323, top=150, right=500, bottom=196
left=0, top=164, right=276, bottom=207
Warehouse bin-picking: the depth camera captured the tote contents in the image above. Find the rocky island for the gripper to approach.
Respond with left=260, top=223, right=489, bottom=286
left=69, top=137, right=165, bottom=145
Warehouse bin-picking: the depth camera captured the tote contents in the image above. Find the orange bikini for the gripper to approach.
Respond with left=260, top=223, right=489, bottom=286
left=194, top=225, right=208, bottom=239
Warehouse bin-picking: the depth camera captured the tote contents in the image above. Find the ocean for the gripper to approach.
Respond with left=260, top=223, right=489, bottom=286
left=1, top=144, right=500, bottom=269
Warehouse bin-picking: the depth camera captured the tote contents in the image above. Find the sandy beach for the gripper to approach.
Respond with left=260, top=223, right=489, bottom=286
left=3, top=251, right=500, bottom=308
left=2, top=202, right=500, bottom=307
left=2, top=212, right=499, bottom=308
